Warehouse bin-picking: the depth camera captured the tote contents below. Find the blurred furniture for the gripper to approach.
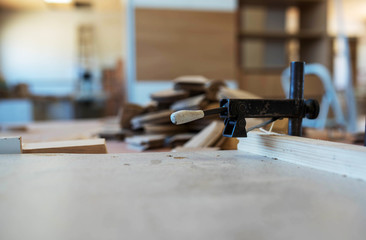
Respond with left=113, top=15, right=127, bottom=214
left=102, top=59, right=126, bottom=116
left=282, top=63, right=346, bottom=129
left=0, top=99, right=33, bottom=124
left=0, top=98, right=74, bottom=124
left=236, top=0, right=330, bottom=98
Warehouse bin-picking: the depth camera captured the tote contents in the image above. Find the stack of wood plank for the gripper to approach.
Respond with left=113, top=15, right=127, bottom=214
left=119, top=76, right=258, bottom=151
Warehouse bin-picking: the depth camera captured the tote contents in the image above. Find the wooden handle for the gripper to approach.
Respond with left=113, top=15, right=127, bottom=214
left=170, top=110, right=204, bottom=125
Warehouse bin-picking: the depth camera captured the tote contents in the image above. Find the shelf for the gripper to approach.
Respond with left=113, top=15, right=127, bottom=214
left=238, top=31, right=326, bottom=39
left=236, top=0, right=329, bottom=97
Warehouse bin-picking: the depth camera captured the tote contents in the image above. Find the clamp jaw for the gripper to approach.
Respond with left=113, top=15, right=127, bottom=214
left=220, top=61, right=319, bottom=137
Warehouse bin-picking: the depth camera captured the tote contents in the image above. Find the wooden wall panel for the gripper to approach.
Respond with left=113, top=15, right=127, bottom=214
left=135, top=8, right=235, bottom=80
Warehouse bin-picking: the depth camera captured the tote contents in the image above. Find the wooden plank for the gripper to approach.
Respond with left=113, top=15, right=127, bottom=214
left=131, top=110, right=173, bottom=129
left=150, top=89, right=189, bottom=103
left=143, top=123, right=188, bottom=134
left=238, top=131, right=366, bottom=180
left=125, top=134, right=167, bottom=151
left=183, top=120, right=225, bottom=148
left=170, top=94, right=207, bottom=111
left=135, top=8, right=235, bottom=80
left=22, top=139, right=107, bottom=154
left=173, top=76, right=208, bottom=93
left=0, top=136, right=22, bottom=154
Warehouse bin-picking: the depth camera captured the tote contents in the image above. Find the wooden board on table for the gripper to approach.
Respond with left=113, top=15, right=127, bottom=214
left=22, top=139, right=107, bottom=154
left=238, top=131, right=366, bottom=181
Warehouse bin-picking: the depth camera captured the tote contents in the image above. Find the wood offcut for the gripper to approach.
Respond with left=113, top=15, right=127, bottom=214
left=22, top=139, right=107, bottom=154
left=238, top=131, right=366, bottom=181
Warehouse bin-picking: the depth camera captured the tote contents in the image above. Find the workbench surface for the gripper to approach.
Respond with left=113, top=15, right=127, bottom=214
left=1, top=150, right=365, bottom=240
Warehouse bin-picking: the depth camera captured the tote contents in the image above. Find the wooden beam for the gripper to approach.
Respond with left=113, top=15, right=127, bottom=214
left=238, top=131, right=366, bottom=181
left=22, top=139, right=107, bottom=154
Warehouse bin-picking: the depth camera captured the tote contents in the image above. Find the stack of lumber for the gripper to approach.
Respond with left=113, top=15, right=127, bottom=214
left=119, top=76, right=260, bottom=151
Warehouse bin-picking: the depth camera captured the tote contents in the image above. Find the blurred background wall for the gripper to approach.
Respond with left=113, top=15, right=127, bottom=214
left=0, top=0, right=366, bottom=123
left=0, top=1, right=125, bottom=96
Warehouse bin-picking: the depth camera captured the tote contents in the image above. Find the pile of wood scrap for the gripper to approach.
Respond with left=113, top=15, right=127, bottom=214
left=119, top=76, right=259, bottom=151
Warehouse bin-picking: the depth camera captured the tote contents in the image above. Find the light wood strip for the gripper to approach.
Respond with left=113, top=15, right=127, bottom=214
left=238, top=131, right=366, bottom=180
left=22, top=139, right=107, bottom=154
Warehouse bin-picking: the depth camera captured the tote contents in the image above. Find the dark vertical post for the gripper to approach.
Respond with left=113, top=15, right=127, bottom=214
left=288, top=61, right=305, bottom=136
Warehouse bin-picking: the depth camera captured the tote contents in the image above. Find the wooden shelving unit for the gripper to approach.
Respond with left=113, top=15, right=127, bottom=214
left=236, top=0, right=330, bottom=98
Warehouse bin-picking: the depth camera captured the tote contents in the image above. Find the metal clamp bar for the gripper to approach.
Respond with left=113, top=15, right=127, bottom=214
left=288, top=61, right=305, bottom=136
